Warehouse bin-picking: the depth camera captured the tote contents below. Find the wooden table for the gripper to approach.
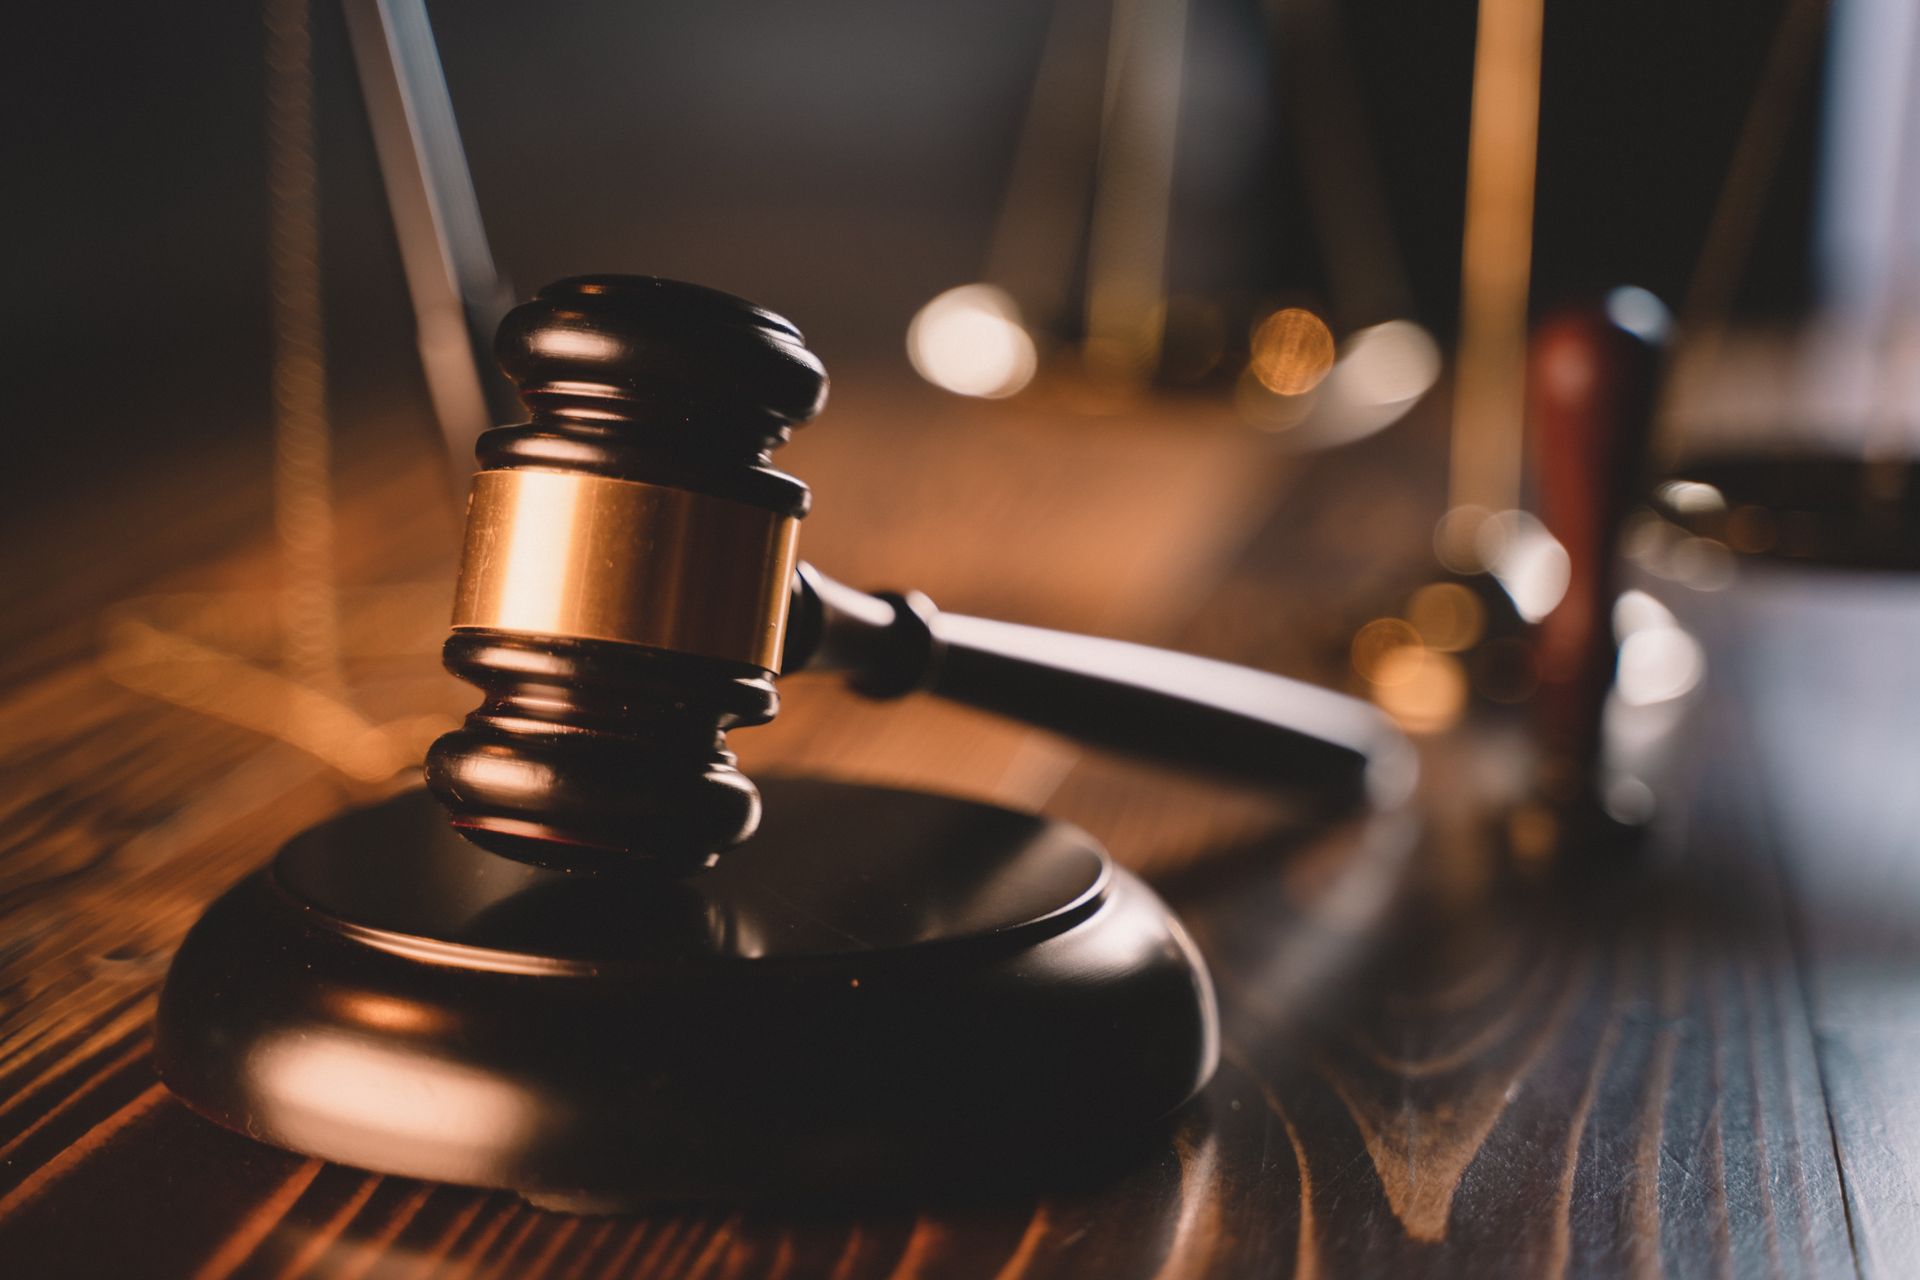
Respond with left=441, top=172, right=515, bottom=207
left=1, top=375, right=1911, bottom=1277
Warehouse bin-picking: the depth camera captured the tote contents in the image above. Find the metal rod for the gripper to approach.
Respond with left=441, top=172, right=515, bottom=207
left=1083, top=0, right=1193, bottom=388
left=1447, top=0, right=1545, bottom=527
left=342, top=0, right=517, bottom=470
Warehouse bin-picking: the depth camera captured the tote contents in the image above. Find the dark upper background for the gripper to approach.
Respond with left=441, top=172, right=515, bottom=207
left=2, top=0, right=1818, bottom=648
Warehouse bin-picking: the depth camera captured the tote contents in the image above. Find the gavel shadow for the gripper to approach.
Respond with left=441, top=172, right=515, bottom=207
left=717, top=805, right=1425, bottom=1215
left=487, top=804, right=1425, bottom=1217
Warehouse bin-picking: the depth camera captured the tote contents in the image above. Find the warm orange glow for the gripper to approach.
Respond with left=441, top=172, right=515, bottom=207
left=1508, top=802, right=1558, bottom=863
left=324, top=992, right=453, bottom=1034
left=1406, top=582, right=1486, bottom=652
left=1239, top=319, right=1441, bottom=445
left=1251, top=309, right=1336, bottom=396
left=1351, top=617, right=1422, bottom=684
left=1250, top=308, right=1337, bottom=396
left=1371, top=648, right=1469, bottom=734
left=99, top=587, right=456, bottom=782
left=249, top=1031, right=545, bottom=1169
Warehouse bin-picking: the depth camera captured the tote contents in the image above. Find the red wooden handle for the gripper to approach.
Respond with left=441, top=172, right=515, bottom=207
left=1525, top=290, right=1667, bottom=791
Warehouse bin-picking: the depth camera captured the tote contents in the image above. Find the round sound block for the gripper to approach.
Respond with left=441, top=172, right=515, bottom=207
left=156, top=779, right=1217, bottom=1209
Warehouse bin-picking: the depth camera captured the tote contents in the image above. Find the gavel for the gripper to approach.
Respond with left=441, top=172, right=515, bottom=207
left=427, top=274, right=1412, bottom=875
left=157, top=274, right=1413, bottom=1207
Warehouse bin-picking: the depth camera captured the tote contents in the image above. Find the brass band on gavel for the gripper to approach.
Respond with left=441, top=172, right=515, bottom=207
left=450, top=469, right=801, bottom=671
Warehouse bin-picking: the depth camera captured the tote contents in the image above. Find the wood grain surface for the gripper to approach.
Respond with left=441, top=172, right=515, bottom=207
left=0, top=378, right=1905, bottom=1277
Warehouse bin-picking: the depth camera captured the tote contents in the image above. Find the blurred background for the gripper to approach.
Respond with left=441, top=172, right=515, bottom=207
left=4, top=0, right=1839, bottom=649
left=8, top=0, right=1913, bottom=831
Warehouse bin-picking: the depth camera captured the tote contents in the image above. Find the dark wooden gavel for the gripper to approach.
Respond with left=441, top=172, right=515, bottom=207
left=156, top=274, right=1416, bottom=1205
left=425, top=275, right=1411, bottom=874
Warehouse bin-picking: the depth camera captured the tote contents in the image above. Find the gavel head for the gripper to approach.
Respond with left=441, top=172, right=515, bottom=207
left=425, top=275, right=827, bottom=874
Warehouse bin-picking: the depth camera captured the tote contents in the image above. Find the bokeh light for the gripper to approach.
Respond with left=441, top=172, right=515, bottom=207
left=906, top=284, right=1038, bottom=399
left=1610, top=588, right=1676, bottom=640
left=1656, top=479, right=1727, bottom=515
left=1406, top=582, right=1485, bottom=652
left=1668, top=536, right=1737, bottom=590
left=1352, top=611, right=1467, bottom=734
left=1611, top=589, right=1706, bottom=706
left=1616, top=627, right=1705, bottom=706
left=1604, top=285, right=1673, bottom=345
left=1351, top=617, right=1422, bottom=683
left=1371, top=647, right=1468, bottom=734
left=1249, top=308, right=1336, bottom=395
left=1338, top=320, right=1442, bottom=407
left=1433, top=504, right=1494, bottom=573
left=1238, top=317, right=1439, bottom=446
left=1602, top=775, right=1657, bottom=826
left=1475, top=509, right=1571, bottom=623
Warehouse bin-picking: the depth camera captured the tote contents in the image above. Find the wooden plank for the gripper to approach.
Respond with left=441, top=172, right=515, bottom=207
left=1692, top=570, right=1920, bottom=1278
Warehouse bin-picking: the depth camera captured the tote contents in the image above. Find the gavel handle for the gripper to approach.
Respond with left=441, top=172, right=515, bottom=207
left=1525, top=293, right=1667, bottom=794
left=783, top=563, right=1416, bottom=815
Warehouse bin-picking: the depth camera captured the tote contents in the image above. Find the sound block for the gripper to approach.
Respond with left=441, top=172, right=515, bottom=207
left=156, top=779, right=1218, bottom=1210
